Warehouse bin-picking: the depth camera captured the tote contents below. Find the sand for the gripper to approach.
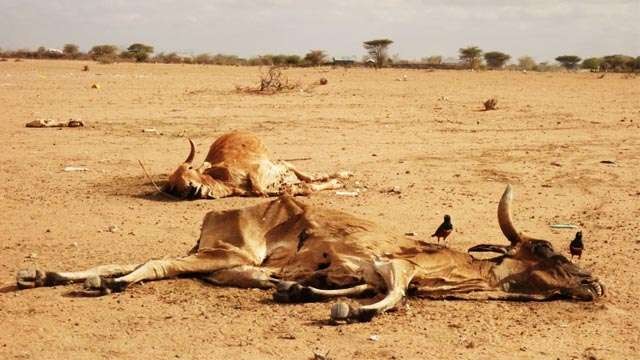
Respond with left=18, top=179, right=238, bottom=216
left=1, top=60, right=638, bottom=359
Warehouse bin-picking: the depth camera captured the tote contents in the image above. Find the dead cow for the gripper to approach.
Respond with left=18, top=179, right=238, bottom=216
left=163, top=131, right=351, bottom=198
left=16, top=185, right=604, bottom=322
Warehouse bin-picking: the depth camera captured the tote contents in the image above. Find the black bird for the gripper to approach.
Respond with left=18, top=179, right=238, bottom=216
left=431, top=215, right=453, bottom=245
left=570, top=231, right=584, bottom=259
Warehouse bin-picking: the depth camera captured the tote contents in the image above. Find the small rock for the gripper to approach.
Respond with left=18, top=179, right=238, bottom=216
left=405, top=232, right=417, bottom=236
left=550, top=161, right=562, bottom=167
left=368, top=334, right=379, bottom=342
left=26, top=253, right=37, bottom=259
left=142, top=128, right=160, bottom=134
left=107, top=225, right=119, bottom=233
left=91, top=83, right=100, bottom=89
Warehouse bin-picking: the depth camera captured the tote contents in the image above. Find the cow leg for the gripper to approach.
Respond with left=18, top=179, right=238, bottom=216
left=16, top=264, right=139, bottom=289
left=272, top=280, right=374, bottom=303
left=281, top=161, right=352, bottom=182
left=330, top=259, right=416, bottom=323
left=283, top=180, right=345, bottom=196
left=85, top=252, right=252, bottom=294
left=199, top=265, right=274, bottom=289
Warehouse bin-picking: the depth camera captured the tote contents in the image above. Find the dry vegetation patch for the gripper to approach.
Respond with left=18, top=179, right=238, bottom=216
left=236, top=66, right=300, bottom=94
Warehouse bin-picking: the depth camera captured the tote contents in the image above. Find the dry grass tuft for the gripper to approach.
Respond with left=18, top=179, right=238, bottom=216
left=483, top=98, right=498, bottom=111
left=237, top=66, right=299, bottom=94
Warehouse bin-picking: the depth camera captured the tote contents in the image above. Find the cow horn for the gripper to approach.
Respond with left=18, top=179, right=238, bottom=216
left=185, top=139, right=196, bottom=164
left=497, top=185, right=522, bottom=245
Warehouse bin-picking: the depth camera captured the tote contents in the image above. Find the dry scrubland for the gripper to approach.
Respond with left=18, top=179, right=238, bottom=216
left=0, top=60, right=639, bottom=359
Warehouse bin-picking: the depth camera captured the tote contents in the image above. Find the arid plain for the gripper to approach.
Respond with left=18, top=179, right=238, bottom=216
left=1, top=60, right=638, bottom=359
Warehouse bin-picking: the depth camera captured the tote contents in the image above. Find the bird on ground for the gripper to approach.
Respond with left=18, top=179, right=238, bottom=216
left=570, top=231, right=584, bottom=259
left=431, top=215, right=453, bottom=245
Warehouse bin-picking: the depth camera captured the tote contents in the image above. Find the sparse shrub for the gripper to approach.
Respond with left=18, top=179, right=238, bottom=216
left=537, top=62, right=562, bottom=72
left=484, top=51, right=511, bottom=69
left=517, top=56, right=537, bottom=71
left=422, top=55, right=442, bottom=65
left=601, top=54, right=635, bottom=72
left=237, top=66, right=299, bottom=94
left=96, top=54, right=117, bottom=64
left=304, top=50, right=327, bottom=66
left=483, top=98, right=498, bottom=111
left=82, top=65, right=90, bottom=71
left=581, top=57, right=603, bottom=71
left=194, top=53, right=211, bottom=64
left=284, top=55, right=301, bottom=66
left=89, top=45, right=118, bottom=60
left=152, top=52, right=183, bottom=64
left=63, top=44, right=80, bottom=59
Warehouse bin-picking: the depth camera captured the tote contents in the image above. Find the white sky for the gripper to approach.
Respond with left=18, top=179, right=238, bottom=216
left=1, top=0, right=638, bottom=62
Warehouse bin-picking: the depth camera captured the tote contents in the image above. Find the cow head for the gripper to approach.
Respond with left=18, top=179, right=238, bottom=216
left=468, top=185, right=604, bottom=300
left=163, top=139, right=222, bottom=199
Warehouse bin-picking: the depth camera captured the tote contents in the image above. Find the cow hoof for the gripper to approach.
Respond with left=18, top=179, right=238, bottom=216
left=84, top=276, right=128, bottom=295
left=329, top=303, right=377, bottom=323
left=330, top=302, right=350, bottom=321
left=273, top=281, right=316, bottom=303
left=16, top=268, right=46, bottom=289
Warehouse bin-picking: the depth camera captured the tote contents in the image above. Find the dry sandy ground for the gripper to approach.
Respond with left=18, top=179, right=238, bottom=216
left=0, top=60, right=638, bottom=359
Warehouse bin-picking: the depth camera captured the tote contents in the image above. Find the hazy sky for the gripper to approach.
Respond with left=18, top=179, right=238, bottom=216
left=1, top=0, right=638, bottom=62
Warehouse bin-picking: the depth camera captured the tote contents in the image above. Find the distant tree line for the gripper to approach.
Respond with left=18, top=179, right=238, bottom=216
left=1, top=42, right=638, bottom=72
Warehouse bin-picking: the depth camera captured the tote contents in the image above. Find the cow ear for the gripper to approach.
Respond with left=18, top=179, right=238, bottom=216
left=467, top=244, right=510, bottom=255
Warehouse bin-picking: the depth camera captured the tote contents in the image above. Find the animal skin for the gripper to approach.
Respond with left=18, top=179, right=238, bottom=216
left=163, top=131, right=351, bottom=199
left=16, top=186, right=604, bottom=323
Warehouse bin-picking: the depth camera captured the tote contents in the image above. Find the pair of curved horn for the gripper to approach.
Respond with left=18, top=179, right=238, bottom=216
left=185, top=139, right=196, bottom=164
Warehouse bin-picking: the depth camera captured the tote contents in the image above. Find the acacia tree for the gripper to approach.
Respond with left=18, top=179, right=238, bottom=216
left=484, top=51, right=511, bottom=69
left=555, top=55, right=581, bottom=70
left=304, top=50, right=327, bottom=66
left=363, top=39, right=393, bottom=67
left=459, top=46, right=483, bottom=69
left=126, top=43, right=154, bottom=62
